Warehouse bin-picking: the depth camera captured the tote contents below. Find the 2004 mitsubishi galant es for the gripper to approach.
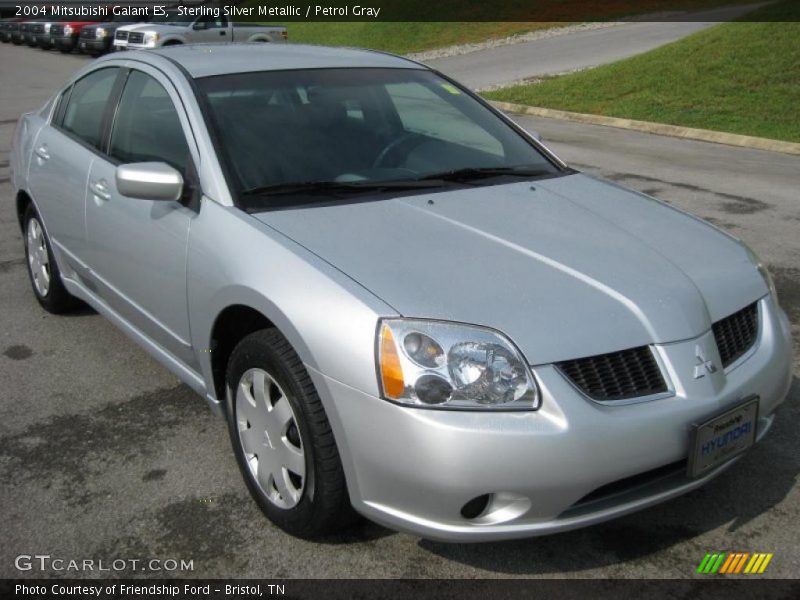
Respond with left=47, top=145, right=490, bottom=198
left=10, top=44, right=793, bottom=542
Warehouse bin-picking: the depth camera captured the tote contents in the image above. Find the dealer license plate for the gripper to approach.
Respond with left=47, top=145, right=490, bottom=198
left=688, top=397, right=758, bottom=478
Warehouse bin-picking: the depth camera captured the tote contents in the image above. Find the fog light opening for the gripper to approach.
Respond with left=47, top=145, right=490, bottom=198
left=461, top=492, right=532, bottom=525
left=460, top=494, right=491, bottom=519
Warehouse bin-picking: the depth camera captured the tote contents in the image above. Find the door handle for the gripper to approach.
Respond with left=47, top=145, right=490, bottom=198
left=89, top=179, right=111, bottom=200
left=34, top=145, right=50, bottom=161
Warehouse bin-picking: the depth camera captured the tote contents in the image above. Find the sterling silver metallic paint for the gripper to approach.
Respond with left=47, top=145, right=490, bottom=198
left=10, top=44, right=793, bottom=542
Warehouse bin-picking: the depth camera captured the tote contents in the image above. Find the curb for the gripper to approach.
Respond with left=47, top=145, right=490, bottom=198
left=489, top=101, right=800, bottom=156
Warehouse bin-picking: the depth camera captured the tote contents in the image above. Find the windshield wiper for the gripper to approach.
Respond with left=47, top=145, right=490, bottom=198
left=416, top=166, right=551, bottom=183
left=240, top=179, right=447, bottom=197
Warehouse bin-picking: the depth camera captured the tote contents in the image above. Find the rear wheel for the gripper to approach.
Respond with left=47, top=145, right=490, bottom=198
left=23, top=204, right=79, bottom=313
left=225, top=329, right=358, bottom=538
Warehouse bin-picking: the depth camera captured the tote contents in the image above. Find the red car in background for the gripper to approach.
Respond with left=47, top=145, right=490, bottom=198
left=50, top=13, right=113, bottom=53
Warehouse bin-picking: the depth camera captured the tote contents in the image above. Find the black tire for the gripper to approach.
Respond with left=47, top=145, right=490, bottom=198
left=23, top=203, right=79, bottom=314
left=225, top=328, right=358, bottom=538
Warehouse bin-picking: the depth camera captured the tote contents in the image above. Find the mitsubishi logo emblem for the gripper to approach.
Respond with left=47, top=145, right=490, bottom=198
left=693, top=345, right=718, bottom=379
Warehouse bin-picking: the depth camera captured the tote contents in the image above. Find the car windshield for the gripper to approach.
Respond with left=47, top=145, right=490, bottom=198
left=151, top=12, right=195, bottom=24
left=197, top=68, right=562, bottom=207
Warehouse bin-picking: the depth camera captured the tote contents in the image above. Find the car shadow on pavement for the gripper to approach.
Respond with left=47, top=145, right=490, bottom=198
left=60, top=302, right=96, bottom=317
left=314, top=519, right=396, bottom=544
left=418, top=376, right=800, bottom=575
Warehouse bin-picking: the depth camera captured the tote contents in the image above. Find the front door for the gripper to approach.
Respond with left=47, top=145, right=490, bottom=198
left=85, top=66, right=199, bottom=367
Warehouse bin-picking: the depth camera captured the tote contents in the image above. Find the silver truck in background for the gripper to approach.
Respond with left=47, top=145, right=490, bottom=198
left=119, top=11, right=286, bottom=50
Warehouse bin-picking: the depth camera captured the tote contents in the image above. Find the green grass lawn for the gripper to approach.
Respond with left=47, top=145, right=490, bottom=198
left=484, top=1, right=800, bottom=142
left=283, top=22, right=556, bottom=55
left=250, top=0, right=758, bottom=54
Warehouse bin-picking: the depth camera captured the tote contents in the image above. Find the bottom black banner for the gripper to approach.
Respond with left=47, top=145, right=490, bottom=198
left=2, top=579, right=799, bottom=600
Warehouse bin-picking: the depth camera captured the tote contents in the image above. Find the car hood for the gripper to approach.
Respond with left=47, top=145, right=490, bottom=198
left=253, top=173, right=766, bottom=365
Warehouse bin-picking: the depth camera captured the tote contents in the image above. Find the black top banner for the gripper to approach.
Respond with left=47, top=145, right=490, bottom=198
left=2, top=0, right=799, bottom=22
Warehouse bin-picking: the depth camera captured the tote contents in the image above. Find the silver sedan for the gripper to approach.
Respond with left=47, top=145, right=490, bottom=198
left=9, top=44, right=793, bottom=541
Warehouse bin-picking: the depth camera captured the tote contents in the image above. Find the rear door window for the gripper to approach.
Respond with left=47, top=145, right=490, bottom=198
left=60, top=67, right=119, bottom=149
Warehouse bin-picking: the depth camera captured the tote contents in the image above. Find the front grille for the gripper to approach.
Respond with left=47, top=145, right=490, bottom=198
left=50, top=25, right=64, bottom=36
left=713, top=302, right=759, bottom=368
left=115, top=30, right=128, bottom=41
left=80, top=27, right=95, bottom=39
left=32, top=24, right=44, bottom=34
left=128, top=32, right=144, bottom=44
left=557, top=346, right=667, bottom=402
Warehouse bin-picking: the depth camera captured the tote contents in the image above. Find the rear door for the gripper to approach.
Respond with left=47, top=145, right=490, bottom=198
left=28, top=66, right=121, bottom=277
left=85, top=66, right=198, bottom=367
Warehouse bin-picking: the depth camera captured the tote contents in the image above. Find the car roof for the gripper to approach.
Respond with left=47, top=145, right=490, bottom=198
left=124, top=43, right=424, bottom=78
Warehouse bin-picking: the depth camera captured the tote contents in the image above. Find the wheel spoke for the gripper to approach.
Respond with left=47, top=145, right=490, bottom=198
left=39, top=263, right=50, bottom=286
left=252, top=370, right=268, bottom=406
left=255, top=456, right=273, bottom=493
left=282, top=443, right=305, bottom=478
left=270, top=395, right=294, bottom=431
left=238, top=423, right=263, bottom=455
left=273, top=468, right=297, bottom=504
left=236, top=383, right=257, bottom=420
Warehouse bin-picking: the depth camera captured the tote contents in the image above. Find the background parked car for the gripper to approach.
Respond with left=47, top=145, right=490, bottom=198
left=79, top=14, right=151, bottom=56
left=0, top=17, right=24, bottom=43
left=50, top=15, right=113, bottom=53
left=8, top=19, right=23, bottom=44
left=32, top=16, right=71, bottom=50
left=21, top=18, right=47, bottom=47
left=110, top=22, right=143, bottom=52
left=123, top=10, right=286, bottom=49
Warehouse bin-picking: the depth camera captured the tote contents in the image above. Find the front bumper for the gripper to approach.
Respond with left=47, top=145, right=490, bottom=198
left=78, top=38, right=110, bottom=53
left=53, top=35, right=77, bottom=51
left=309, top=297, right=793, bottom=541
left=35, top=34, right=53, bottom=48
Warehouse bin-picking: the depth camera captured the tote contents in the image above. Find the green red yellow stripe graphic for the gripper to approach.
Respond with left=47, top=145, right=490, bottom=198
left=696, top=552, right=773, bottom=574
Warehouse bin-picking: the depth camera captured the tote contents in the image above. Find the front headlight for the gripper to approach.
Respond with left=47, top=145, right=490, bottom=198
left=144, top=32, right=159, bottom=45
left=44, top=23, right=51, bottom=34
left=96, top=27, right=107, bottom=38
left=63, top=25, right=73, bottom=36
left=743, top=242, right=778, bottom=302
left=377, top=319, right=540, bottom=410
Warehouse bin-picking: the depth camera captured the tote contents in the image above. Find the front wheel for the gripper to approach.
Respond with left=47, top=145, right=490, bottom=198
left=225, top=329, right=358, bottom=538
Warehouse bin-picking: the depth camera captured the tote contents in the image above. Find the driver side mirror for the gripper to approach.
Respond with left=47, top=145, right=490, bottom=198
left=116, top=162, right=183, bottom=202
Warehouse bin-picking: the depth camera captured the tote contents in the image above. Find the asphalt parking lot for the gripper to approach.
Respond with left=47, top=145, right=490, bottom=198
left=0, top=42, right=798, bottom=579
